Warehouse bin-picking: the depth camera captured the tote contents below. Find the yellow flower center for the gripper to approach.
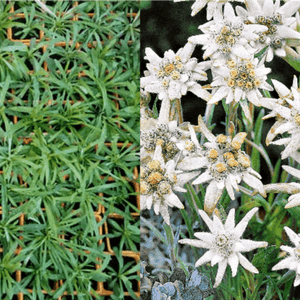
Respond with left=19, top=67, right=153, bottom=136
left=231, top=141, right=241, bottom=150
left=164, top=63, right=176, bottom=75
left=148, top=172, right=163, bottom=185
left=140, top=181, right=150, bottom=195
left=208, top=149, right=218, bottom=159
left=228, top=158, right=239, bottom=168
left=216, top=162, right=227, bottom=173
left=147, top=160, right=161, bottom=170
left=216, top=134, right=227, bottom=144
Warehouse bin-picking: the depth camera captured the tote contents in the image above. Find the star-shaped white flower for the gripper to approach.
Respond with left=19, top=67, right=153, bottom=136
left=177, top=116, right=266, bottom=214
left=179, top=207, right=268, bottom=287
left=262, top=76, right=300, bottom=159
left=272, top=226, right=300, bottom=286
left=208, top=56, right=273, bottom=120
left=188, top=3, right=267, bottom=61
left=236, top=0, right=300, bottom=62
left=141, top=42, right=211, bottom=101
left=141, top=144, right=199, bottom=225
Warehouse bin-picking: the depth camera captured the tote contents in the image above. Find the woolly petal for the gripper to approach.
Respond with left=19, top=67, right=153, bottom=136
left=189, top=83, right=211, bottom=101
left=283, top=165, right=300, bottom=180
left=228, top=253, right=239, bottom=277
left=195, top=250, right=215, bottom=267
left=204, top=181, right=223, bottom=215
left=208, top=86, right=229, bottom=104
left=213, top=260, right=227, bottom=288
left=225, top=209, right=236, bottom=231
left=243, top=173, right=266, bottom=197
left=199, top=209, right=215, bottom=233
left=284, top=226, right=300, bottom=247
left=179, top=238, right=210, bottom=250
left=239, top=239, right=268, bottom=252
left=164, top=192, right=184, bottom=209
left=225, top=177, right=235, bottom=200
left=194, top=232, right=214, bottom=244
left=145, top=47, right=162, bottom=65
left=211, top=253, right=225, bottom=266
left=177, top=157, right=208, bottom=171
left=234, top=207, right=259, bottom=237
left=272, top=256, right=296, bottom=271
left=192, top=171, right=213, bottom=185
left=160, top=203, right=170, bottom=225
left=238, top=253, right=259, bottom=273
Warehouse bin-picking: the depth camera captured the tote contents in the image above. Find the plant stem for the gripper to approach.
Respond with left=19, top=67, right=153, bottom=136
left=226, top=101, right=238, bottom=136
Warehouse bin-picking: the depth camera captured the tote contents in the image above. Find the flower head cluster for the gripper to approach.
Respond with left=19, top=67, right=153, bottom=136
left=178, top=117, right=266, bottom=214
left=141, top=42, right=211, bottom=101
left=209, top=56, right=272, bottom=119
left=141, top=144, right=199, bottom=225
left=179, top=207, right=268, bottom=287
left=272, top=226, right=300, bottom=286
left=189, top=3, right=267, bottom=61
left=236, top=0, right=300, bottom=61
left=262, top=77, right=300, bottom=159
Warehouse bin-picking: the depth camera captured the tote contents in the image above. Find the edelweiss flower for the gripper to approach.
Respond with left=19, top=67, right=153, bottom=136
left=141, top=42, right=211, bottom=101
left=236, top=0, right=300, bottom=62
left=174, top=0, right=245, bottom=19
left=262, top=77, right=300, bottom=159
left=208, top=56, right=273, bottom=119
left=272, top=226, right=300, bottom=286
left=177, top=117, right=266, bottom=214
left=188, top=3, right=267, bottom=60
left=179, top=207, right=268, bottom=287
left=141, top=144, right=199, bottom=225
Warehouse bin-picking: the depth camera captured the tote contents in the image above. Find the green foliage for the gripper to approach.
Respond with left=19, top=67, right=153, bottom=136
left=0, top=1, right=140, bottom=299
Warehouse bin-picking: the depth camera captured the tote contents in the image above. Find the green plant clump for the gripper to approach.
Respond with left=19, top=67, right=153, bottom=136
left=0, top=1, right=140, bottom=299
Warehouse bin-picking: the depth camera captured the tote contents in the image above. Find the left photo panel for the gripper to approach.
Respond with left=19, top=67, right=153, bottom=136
left=0, top=1, right=140, bottom=299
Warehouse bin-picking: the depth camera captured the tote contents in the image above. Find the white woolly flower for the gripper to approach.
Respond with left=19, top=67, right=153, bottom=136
left=177, top=117, right=266, bottom=214
left=174, top=0, right=245, bottom=19
left=236, top=0, right=300, bottom=62
left=208, top=56, right=273, bottom=119
left=141, top=42, right=211, bottom=101
left=262, top=76, right=300, bottom=159
left=272, top=226, right=300, bottom=286
left=188, top=3, right=267, bottom=61
left=179, top=207, right=268, bottom=288
left=140, top=144, right=199, bottom=225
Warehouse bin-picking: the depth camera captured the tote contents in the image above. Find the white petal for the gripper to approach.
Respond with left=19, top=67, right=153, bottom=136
left=208, top=86, right=229, bottom=104
left=199, top=209, right=215, bottom=233
left=238, top=253, right=259, bottom=273
left=211, top=253, right=225, bottom=266
left=177, top=157, right=208, bottom=171
left=228, top=253, right=239, bottom=277
left=192, top=171, right=213, bottom=185
left=145, top=48, right=161, bottom=65
left=231, top=44, right=251, bottom=59
left=160, top=203, right=170, bottom=225
left=284, top=226, right=300, bottom=247
left=194, top=232, right=214, bottom=244
left=213, top=260, right=227, bottom=288
left=179, top=238, right=210, bottom=249
left=224, top=3, right=236, bottom=20
left=272, top=256, right=296, bottom=271
left=225, top=209, right=236, bottom=231
left=225, top=177, right=235, bottom=200
left=243, top=173, right=266, bottom=197
left=234, top=207, right=259, bottom=237
left=239, top=239, right=268, bottom=252
left=234, top=87, right=243, bottom=102
left=204, top=181, right=224, bottom=215
left=164, top=192, right=184, bottom=209
left=189, top=83, right=211, bottom=101
left=282, top=165, right=300, bottom=180
left=195, top=250, right=215, bottom=267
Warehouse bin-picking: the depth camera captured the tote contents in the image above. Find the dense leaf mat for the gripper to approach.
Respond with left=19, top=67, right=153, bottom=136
left=0, top=1, right=140, bottom=299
